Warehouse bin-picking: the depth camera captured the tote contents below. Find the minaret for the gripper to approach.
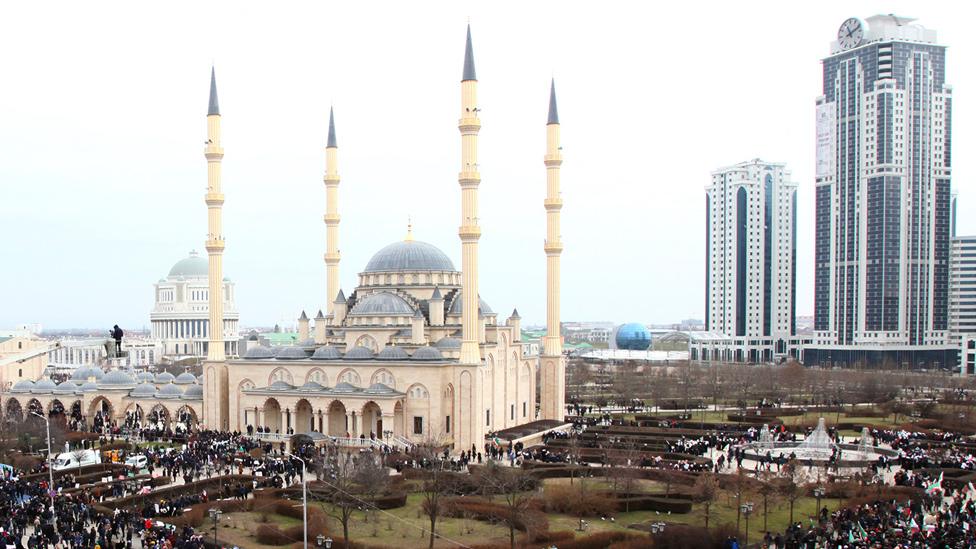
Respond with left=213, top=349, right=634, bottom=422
left=540, top=78, right=566, bottom=421
left=324, top=108, right=341, bottom=317
left=458, top=24, right=482, bottom=365
left=204, top=67, right=229, bottom=430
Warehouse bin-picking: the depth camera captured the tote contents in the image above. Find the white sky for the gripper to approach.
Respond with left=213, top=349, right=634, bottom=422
left=1, top=1, right=973, bottom=331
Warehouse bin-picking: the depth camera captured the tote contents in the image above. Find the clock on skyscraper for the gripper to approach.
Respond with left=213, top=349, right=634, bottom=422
left=837, top=17, right=864, bottom=49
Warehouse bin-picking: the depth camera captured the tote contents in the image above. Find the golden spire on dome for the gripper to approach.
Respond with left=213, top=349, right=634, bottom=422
left=405, top=216, right=414, bottom=242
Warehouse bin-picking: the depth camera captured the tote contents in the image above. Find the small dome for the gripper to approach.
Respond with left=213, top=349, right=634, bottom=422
left=11, top=380, right=35, bottom=393
left=130, top=383, right=157, bottom=398
left=311, top=346, right=343, bottom=360
left=270, top=347, right=284, bottom=356
left=30, top=378, right=57, bottom=394
left=377, top=345, right=409, bottom=361
left=182, top=384, right=204, bottom=400
left=363, top=240, right=456, bottom=273
left=71, top=366, right=103, bottom=382
left=276, top=346, right=309, bottom=360
left=174, top=372, right=197, bottom=385
left=99, top=370, right=136, bottom=387
left=155, top=383, right=184, bottom=399
left=244, top=346, right=275, bottom=359
left=349, top=292, right=415, bottom=316
left=615, top=323, right=652, bottom=351
left=247, top=334, right=259, bottom=341
left=136, top=371, right=155, bottom=383
left=53, top=381, right=78, bottom=395
left=435, top=337, right=462, bottom=350
left=366, top=382, right=395, bottom=394
left=268, top=380, right=294, bottom=391
left=299, top=381, right=325, bottom=392
left=412, top=346, right=444, bottom=361
left=333, top=382, right=359, bottom=393
left=448, top=296, right=494, bottom=315
left=344, top=346, right=375, bottom=360
left=168, top=251, right=209, bottom=278
left=79, top=381, right=98, bottom=393
left=299, top=338, right=316, bottom=347
left=154, top=372, right=176, bottom=384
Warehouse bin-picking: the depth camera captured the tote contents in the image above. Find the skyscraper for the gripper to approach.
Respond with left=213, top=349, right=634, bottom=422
left=696, top=159, right=797, bottom=363
left=806, top=15, right=956, bottom=369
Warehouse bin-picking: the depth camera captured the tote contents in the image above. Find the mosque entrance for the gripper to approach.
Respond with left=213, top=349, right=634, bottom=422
left=327, top=401, right=346, bottom=437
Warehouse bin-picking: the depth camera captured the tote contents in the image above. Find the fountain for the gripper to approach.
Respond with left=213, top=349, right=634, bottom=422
left=738, top=417, right=894, bottom=468
left=858, top=427, right=873, bottom=453
left=758, top=424, right=773, bottom=449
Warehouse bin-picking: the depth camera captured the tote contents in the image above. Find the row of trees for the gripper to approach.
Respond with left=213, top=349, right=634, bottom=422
left=567, top=359, right=976, bottom=414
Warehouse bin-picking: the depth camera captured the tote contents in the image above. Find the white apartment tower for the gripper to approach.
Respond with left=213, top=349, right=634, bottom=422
left=951, top=236, right=976, bottom=374
left=703, top=159, right=797, bottom=363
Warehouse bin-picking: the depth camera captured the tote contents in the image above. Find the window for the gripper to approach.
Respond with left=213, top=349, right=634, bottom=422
left=511, top=404, right=515, bottom=420
left=486, top=409, right=491, bottom=426
left=523, top=402, right=527, bottom=417
left=413, top=416, right=423, bottom=435
left=445, top=416, right=451, bottom=433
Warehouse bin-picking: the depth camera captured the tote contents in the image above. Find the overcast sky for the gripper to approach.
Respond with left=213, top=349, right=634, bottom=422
left=1, top=1, right=973, bottom=331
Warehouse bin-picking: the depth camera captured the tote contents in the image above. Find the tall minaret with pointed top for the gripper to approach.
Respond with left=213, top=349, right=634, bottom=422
left=324, top=107, right=342, bottom=316
left=458, top=24, right=482, bottom=366
left=540, top=78, right=566, bottom=421
left=204, top=67, right=230, bottom=430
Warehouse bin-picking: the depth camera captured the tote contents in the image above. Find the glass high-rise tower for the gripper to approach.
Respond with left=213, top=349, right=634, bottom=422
left=806, top=15, right=956, bottom=369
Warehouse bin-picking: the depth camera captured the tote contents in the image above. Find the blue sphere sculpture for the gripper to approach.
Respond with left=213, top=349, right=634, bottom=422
left=616, top=323, right=651, bottom=350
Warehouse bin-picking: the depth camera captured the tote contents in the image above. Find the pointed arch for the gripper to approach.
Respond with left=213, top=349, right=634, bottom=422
left=336, top=368, right=361, bottom=386
left=305, top=368, right=328, bottom=386
left=370, top=368, right=395, bottom=389
left=268, top=367, right=294, bottom=386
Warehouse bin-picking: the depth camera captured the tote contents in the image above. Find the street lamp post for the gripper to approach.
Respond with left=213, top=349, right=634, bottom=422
left=741, top=502, right=754, bottom=546
left=814, top=486, right=825, bottom=522
left=209, top=508, right=223, bottom=547
left=288, top=453, right=308, bottom=549
left=30, top=411, right=56, bottom=530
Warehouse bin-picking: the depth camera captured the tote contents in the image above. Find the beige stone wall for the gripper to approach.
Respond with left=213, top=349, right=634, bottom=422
left=0, top=337, right=47, bottom=390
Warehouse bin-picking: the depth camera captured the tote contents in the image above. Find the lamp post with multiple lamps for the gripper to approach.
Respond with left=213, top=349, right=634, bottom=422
left=316, top=534, right=333, bottom=548
left=209, top=508, right=223, bottom=547
left=29, top=410, right=57, bottom=531
left=741, top=502, right=754, bottom=545
left=650, top=522, right=666, bottom=535
left=288, top=453, right=309, bottom=549
left=813, top=485, right=825, bottom=522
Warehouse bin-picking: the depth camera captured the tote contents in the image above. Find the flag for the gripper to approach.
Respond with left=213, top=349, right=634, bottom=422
left=910, top=517, right=920, bottom=534
left=848, top=530, right=855, bottom=543
left=857, top=521, right=868, bottom=540
left=925, top=472, right=943, bottom=496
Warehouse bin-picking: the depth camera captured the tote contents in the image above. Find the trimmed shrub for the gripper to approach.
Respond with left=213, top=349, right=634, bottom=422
left=542, top=484, right=617, bottom=517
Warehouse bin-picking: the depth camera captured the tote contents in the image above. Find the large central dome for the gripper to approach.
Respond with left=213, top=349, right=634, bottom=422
left=168, top=251, right=208, bottom=278
left=363, top=240, right=456, bottom=273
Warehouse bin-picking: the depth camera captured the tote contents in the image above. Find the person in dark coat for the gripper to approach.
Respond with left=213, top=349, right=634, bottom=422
left=111, top=325, right=124, bottom=354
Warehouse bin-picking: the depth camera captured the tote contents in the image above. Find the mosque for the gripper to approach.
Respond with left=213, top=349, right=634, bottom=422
left=210, top=26, right=567, bottom=453
left=2, top=26, right=567, bottom=454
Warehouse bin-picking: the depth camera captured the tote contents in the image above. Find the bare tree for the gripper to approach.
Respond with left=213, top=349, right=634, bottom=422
left=414, top=438, right=454, bottom=549
left=353, top=452, right=389, bottom=523
left=778, top=459, right=807, bottom=525
left=319, top=448, right=361, bottom=548
left=692, top=472, right=719, bottom=530
left=480, top=462, right=540, bottom=549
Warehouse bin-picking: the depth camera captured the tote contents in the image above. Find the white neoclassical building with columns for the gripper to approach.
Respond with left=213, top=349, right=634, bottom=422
left=151, top=251, right=240, bottom=358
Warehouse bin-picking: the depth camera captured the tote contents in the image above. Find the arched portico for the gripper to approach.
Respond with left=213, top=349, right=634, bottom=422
left=148, top=403, right=170, bottom=429
left=264, top=398, right=282, bottom=433
left=327, top=400, right=346, bottom=436
left=362, top=401, right=382, bottom=439
left=295, top=399, right=314, bottom=434
left=4, top=398, right=23, bottom=423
